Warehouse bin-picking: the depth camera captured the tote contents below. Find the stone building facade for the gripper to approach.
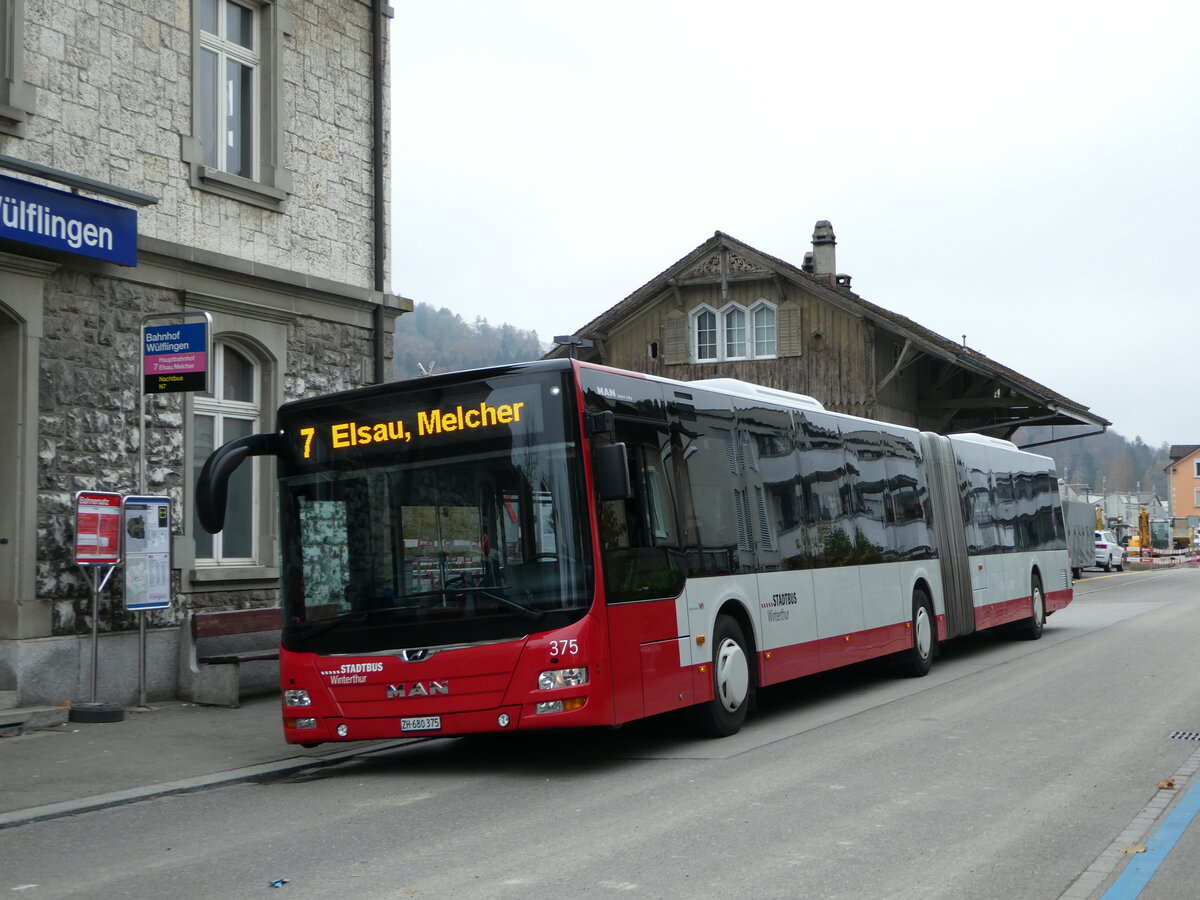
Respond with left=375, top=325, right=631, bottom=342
left=0, top=0, right=406, bottom=706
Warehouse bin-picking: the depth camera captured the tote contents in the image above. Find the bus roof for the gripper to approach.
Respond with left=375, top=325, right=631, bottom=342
left=685, top=378, right=826, bottom=411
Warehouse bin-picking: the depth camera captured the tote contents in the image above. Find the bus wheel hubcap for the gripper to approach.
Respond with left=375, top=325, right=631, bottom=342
left=914, top=606, right=932, bottom=659
left=715, top=638, right=749, bottom=712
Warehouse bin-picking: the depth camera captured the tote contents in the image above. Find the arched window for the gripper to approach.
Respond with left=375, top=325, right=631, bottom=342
left=752, top=302, right=777, bottom=357
left=192, top=341, right=262, bottom=563
left=723, top=307, right=746, bottom=359
left=694, top=308, right=717, bottom=360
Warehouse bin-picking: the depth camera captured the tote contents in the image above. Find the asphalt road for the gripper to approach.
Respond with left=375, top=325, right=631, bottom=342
left=4, top=567, right=1199, bottom=899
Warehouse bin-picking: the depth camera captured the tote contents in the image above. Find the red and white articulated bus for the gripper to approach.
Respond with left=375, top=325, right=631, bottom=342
left=196, top=359, right=1072, bottom=745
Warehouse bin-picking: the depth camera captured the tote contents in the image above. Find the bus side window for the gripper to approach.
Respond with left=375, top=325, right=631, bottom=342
left=599, top=435, right=685, bottom=602
left=643, top=456, right=673, bottom=542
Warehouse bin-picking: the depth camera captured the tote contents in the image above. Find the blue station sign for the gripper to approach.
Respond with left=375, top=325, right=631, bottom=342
left=143, top=321, right=208, bottom=393
left=0, top=172, right=137, bottom=266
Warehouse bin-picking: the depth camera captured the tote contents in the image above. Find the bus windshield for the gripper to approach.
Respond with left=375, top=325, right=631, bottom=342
left=276, top=371, right=592, bottom=655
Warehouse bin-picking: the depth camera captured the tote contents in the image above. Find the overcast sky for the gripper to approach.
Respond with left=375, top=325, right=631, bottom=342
left=390, top=1, right=1199, bottom=448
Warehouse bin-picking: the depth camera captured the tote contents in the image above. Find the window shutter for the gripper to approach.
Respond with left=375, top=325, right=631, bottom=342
left=662, top=314, right=687, bottom=364
left=777, top=302, right=802, bottom=358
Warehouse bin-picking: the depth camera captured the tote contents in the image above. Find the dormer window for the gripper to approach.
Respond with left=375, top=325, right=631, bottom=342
left=691, top=300, right=776, bottom=363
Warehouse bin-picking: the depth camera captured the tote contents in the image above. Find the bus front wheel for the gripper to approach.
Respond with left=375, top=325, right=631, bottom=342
left=691, top=615, right=752, bottom=737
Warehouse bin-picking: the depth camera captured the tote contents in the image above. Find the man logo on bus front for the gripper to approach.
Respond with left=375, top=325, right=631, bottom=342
left=387, top=681, right=448, bottom=699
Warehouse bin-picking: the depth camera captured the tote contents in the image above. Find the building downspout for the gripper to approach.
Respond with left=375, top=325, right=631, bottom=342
left=371, top=0, right=387, bottom=383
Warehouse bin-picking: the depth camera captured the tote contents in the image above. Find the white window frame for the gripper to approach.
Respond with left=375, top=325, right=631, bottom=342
left=199, top=0, right=261, bottom=181
left=1193, top=459, right=1200, bottom=478
left=183, top=0, right=294, bottom=210
left=722, top=306, right=747, bottom=360
left=694, top=307, right=717, bottom=361
left=752, top=299, right=777, bottom=358
left=193, top=340, right=263, bottom=566
left=0, top=0, right=35, bottom=135
left=690, top=299, right=777, bottom=363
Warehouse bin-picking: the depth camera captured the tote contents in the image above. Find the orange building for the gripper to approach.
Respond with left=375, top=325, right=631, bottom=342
left=1165, top=445, right=1200, bottom=537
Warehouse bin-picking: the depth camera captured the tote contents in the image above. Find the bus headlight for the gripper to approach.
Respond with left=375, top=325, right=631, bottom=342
left=538, top=667, right=588, bottom=690
left=283, top=690, right=312, bottom=707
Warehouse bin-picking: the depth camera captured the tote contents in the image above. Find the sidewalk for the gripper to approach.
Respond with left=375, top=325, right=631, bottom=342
left=0, top=695, right=405, bottom=829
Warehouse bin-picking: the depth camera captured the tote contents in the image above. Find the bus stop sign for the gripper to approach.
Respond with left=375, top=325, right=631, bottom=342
left=122, top=495, right=172, bottom=611
left=74, top=491, right=122, bottom=566
left=143, top=321, right=208, bottom=393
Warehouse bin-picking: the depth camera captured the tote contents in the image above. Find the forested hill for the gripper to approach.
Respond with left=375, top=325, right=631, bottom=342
left=391, top=303, right=546, bottom=379
left=1015, top=426, right=1170, bottom=496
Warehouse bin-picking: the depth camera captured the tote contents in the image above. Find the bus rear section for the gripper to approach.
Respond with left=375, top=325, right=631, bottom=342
left=577, top=367, right=1072, bottom=735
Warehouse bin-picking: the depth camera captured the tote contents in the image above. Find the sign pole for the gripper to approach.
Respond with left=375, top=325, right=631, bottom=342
left=138, top=612, right=147, bottom=708
left=81, top=564, right=117, bottom=702
left=131, top=312, right=206, bottom=709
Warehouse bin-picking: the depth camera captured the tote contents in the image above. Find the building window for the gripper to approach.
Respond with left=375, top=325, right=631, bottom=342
left=199, top=0, right=258, bottom=179
left=724, top=308, right=746, bottom=359
left=690, top=300, right=777, bottom=363
left=753, top=302, right=777, bottom=357
left=695, top=308, right=717, bottom=361
left=0, top=0, right=36, bottom=135
left=1193, top=459, right=1200, bottom=478
left=192, top=342, right=262, bottom=563
left=183, top=0, right=294, bottom=209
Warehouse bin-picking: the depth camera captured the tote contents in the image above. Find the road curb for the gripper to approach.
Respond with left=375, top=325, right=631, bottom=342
left=0, top=739, right=411, bottom=830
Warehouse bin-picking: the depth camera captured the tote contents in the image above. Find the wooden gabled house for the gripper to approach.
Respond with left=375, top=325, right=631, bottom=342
left=545, top=222, right=1108, bottom=444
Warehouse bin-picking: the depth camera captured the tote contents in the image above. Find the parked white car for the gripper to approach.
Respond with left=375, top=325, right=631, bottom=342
left=1094, top=530, right=1125, bottom=572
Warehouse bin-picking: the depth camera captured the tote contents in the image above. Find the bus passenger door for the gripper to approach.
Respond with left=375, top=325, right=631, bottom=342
left=797, top=412, right=866, bottom=668
left=581, top=373, right=692, bottom=725
left=844, top=428, right=903, bottom=649
left=733, top=401, right=820, bottom=684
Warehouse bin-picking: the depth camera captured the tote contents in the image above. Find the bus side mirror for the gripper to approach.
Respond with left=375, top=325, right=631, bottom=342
left=594, top=442, right=633, bottom=501
left=196, top=432, right=281, bottom=533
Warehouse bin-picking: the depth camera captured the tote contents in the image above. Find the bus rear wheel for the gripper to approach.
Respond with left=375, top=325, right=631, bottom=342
left=899, top=589, right=935, bottom=677
left=690, top=614, right=751, bottom=737
left=1016, top=575, right=1045, bottom=640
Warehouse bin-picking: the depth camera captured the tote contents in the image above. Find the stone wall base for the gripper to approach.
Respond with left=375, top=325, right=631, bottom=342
left=0, top=631, right=278, bottom=707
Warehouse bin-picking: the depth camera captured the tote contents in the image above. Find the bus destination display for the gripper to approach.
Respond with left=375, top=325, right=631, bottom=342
left=298, top=397, right=530, bottom=459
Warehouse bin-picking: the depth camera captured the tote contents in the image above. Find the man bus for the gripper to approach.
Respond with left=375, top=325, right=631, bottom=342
left=196, top=359, right=1071, bottom=745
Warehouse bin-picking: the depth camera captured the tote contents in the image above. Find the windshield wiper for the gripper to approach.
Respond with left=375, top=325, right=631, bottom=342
left=450, top=585, right=544, bottom=620
left=291, top=611, right=370, bottom=641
